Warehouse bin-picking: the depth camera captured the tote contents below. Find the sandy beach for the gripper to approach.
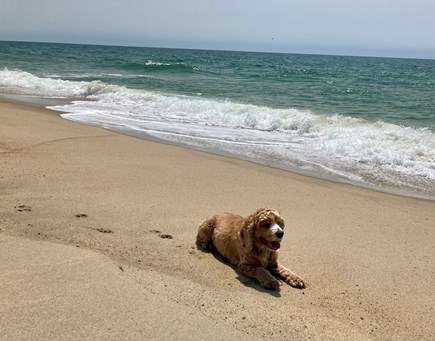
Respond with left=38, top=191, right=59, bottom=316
left=1, top=99, right=434, bottom=341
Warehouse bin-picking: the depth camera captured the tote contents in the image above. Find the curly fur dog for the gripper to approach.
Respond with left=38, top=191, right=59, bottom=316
left=196, top=208, right=304, bottom=290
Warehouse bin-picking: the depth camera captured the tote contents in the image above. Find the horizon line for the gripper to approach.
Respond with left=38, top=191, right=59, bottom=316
left=1, top=38, right=434, bottom=61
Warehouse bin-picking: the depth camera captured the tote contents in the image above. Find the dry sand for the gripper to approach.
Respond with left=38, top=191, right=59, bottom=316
left=0, top=100, right=434, bottom=341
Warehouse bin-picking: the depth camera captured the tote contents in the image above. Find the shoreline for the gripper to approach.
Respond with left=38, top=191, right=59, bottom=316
left=79, top=122, right=435, bottom=202
left=62, top=113, right=435, bottom=202
left=3, top=93, right=433, bottom=202
left=1, top=99, right=434, bottom=340
left=56, top=107, right=435, bottom=202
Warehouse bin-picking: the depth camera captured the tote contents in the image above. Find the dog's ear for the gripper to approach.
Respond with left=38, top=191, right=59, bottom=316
left=240, top=209, right=264, bottom=252
left=240, top=217, right=255, bottom=253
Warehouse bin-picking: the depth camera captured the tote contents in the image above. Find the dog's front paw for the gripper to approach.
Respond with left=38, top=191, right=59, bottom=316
left=285, top=275, right=305, bottom=289
left=262, top=278, right=280, bottom=291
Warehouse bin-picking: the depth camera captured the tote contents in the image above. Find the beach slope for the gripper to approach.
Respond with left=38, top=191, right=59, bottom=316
left=1, top=100, right=434, bottom=341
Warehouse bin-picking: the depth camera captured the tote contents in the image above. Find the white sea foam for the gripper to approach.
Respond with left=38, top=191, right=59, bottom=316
left=0, top=68, right=121, bottom=98
left=145, top=60, right=171, bottom=66
left=1, top=69, right=434, bottom=199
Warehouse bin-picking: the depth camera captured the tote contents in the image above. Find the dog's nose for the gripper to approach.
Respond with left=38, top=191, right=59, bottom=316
left=276, top=231, right=284, bottom=239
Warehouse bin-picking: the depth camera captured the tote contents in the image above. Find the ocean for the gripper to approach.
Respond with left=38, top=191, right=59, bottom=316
left=1, top=41, right=434, bottom=199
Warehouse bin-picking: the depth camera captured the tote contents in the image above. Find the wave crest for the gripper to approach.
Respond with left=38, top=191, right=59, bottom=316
left=0, top=68, right=122, bottom=98
left=121, top=60, right=199, bottom=73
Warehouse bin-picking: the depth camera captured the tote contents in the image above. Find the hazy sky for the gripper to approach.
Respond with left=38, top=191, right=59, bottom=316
left=1, top=0, right=434, bottom=58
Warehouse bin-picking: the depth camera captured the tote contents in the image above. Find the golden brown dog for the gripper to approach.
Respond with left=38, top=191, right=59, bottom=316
left=196, top=208, right=304, bottom=290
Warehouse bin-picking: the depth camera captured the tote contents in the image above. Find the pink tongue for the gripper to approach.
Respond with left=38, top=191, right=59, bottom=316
left=268, top=241, right=281, bottom=250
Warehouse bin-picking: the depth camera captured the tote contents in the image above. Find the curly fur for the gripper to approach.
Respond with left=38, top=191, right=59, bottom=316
left=196, top=208, right=304, bottom=290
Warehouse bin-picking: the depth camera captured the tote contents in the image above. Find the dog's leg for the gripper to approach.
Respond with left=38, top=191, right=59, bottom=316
left=268, top=262, right=305, bottom=288
left=196, top=217, right=216, bottom=250
left=239, top=264, right=280, bottom=290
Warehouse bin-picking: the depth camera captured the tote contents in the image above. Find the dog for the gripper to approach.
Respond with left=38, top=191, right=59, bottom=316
left=196, top=208, right=304, bottom=291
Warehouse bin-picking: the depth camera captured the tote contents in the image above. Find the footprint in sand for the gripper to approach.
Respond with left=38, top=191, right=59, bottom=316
left=16, top=205, right=32, bottom=212
left=96, top=228, right=114, bottom=234
left=75, top=213, right=88, bottom=218
left=150, top=229, right=173, bottom=239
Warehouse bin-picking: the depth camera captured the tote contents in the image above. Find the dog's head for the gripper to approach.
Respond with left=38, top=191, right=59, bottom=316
left=242, top=208, right=285, bottom=252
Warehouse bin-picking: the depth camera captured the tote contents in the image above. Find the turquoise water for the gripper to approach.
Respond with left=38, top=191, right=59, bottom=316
left=1, top=41, right=434, bottom=199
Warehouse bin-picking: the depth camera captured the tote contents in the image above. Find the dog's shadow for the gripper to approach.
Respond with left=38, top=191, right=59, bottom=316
left=197, top=245, right=281, bottom=297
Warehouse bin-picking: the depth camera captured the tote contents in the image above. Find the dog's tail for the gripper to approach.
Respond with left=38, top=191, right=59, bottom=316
left=196, top=216, right=217, bottom=250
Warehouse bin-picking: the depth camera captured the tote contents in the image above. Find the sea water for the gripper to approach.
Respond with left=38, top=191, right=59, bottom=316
left=1, top=41, right=434, bottom=199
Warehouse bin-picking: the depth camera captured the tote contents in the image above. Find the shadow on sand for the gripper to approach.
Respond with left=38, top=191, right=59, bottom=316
left=196, top=245, right=281, bottom=298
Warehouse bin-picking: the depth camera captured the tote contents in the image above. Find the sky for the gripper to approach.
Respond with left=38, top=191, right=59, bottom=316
left=0, top=0, right=434, bottom=59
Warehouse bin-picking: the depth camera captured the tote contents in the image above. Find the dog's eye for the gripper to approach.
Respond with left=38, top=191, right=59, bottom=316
left=259, top=220, right=270, bottom=228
